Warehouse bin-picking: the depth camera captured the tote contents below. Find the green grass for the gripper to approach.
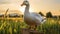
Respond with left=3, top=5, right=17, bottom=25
left=0, top=18, right=60, bottom=34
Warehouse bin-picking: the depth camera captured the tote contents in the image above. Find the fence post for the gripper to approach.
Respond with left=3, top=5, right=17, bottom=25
left=21, top=28, right=44, bottom=34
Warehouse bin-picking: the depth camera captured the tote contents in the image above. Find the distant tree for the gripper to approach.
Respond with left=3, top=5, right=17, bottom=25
left=53, top=16, right=57, bottom=19
left=46, top=12, right=53, bottom=18
left=22, top=15, right=23, bottom=17
left=39, top=12, right=44, bottom=16
left=59, top=16, right=60, bottom=19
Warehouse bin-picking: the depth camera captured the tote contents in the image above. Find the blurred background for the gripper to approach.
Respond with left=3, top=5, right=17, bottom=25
left=0, top=0, right=60, bottom=34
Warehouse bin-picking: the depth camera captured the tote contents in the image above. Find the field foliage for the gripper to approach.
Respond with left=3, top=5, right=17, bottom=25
left=0, top=18, right=60, bottom=34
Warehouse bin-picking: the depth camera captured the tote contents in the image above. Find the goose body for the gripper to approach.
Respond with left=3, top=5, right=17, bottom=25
left=21, top=0, right=46, bottom=30
left=24, top=12, right=44, bottom=25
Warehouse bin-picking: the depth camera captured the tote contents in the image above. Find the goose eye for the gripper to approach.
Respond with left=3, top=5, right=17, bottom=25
left=25, top=1, right=28, bottom=2
left=26, top=2, right=29, bottom=4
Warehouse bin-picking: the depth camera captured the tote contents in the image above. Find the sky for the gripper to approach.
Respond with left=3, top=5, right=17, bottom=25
left=0, top=0, right=60, bottom=15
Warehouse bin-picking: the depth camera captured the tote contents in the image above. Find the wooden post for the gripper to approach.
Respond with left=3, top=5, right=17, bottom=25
left=21, top=28, right=44, bottom=34
left=21, top=28, right=30, bottom=34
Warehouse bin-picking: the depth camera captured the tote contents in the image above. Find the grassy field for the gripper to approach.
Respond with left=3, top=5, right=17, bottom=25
left=0, top=18, right=60, bottom=34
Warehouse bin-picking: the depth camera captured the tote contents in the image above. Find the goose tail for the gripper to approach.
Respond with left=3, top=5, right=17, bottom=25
left=41, top=17, right=46, bottom=24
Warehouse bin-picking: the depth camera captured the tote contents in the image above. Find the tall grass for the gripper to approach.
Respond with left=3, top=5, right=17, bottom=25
left=0, top=18, right=60, bottom=34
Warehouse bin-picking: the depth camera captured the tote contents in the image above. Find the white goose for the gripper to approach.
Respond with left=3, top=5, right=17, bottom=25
left=21, top=0, right=46, bottom=30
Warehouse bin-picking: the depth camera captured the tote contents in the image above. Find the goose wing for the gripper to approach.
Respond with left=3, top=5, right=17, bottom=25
left=31, top=12, right=46, bottom=24
left=30, top=12, right=44, bottom=22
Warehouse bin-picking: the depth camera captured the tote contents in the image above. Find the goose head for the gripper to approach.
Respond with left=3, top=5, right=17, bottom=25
left=21, top=0, right=29, bottom=6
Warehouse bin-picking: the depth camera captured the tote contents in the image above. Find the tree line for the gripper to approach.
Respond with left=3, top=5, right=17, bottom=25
left=39, top=11, right=60, bottom=19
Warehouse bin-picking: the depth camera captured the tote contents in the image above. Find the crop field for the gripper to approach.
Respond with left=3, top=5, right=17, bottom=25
left=0, top=18, right=60, bottom=34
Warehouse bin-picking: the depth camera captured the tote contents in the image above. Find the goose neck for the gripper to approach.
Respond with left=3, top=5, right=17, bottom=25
left=25, top=5, right=30, bottom=13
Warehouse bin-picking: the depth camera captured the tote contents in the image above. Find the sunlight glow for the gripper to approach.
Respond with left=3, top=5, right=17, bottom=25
left=19, top=6, right=34, bottom=13
left=20, top=6, right=25, bottom=13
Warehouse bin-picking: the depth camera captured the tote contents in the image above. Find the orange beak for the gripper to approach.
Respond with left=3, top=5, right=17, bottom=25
left=21, top=2, right=24, bottom=6
left=21, top=4, right=23, bottom=6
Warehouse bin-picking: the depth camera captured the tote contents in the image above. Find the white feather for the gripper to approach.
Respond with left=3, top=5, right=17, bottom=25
left=21, top=0, right=46, bottom=26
